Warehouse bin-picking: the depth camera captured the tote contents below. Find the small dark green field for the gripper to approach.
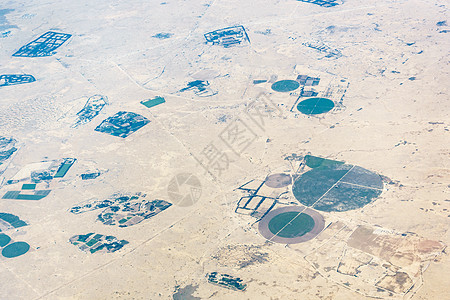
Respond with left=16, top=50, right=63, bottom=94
left=268, top=212, right=315, bottom=238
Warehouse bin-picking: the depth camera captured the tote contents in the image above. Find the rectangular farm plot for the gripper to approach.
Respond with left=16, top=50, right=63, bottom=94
left=297, top=0, right=341, bottom=7
left=95, top=111, right=150, bottom=138
left=2, top=158, right=75, bottom=201
left=204, top=25, right=250, bottom=48
left=296, top=75, right=320, bottom=86
left=21, top=183, right=36, bottom=190
left=80, top=172, right=101, bottom=180
left=304, top=155, right=344, bottom=169
left=2, top=190, right=51, bottom=201
left=141, top=97, right=165, bottom=108
left=54, top=158, right=76, bottom=178
left=69, top=233, right=129, bottom=254
left=12, top=31, right=71, bottom=57
left=207, top=272, right=247, bottom=291
left=0, top=74, right=36, bottom=87
left=0, top=213, right=28, bottom=231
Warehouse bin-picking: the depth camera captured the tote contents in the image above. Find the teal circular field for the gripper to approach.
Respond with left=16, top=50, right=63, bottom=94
left=297, top=98, right=335, bottom=115
left=271, top=80, right=300, bottom=92
left=292, top=164, right=383, bottom=212
left=268, top=211, right=315, bottom=238
left=0, top=234, right=11, bottom=247
left=1, top=241, right=30, bottom=258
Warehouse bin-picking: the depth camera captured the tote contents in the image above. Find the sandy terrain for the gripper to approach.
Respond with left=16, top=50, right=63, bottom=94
left=0, top=0, right=448, bottom=299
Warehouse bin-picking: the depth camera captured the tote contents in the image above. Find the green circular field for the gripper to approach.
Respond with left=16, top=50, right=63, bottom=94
left=292, top=164, right=383, bottom=212
left=271, top=80, right=300, bottom=92
left=268, top=212, right=315, bottom=238
left=1, top=241, right=30, bottom=258
left=0, top=234, right=11, bottom=247
left=297, top=98, right=335, bottom=115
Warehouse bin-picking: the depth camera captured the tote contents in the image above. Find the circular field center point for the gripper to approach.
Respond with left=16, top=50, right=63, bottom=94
left=1, top=241, right=30, bottom=258
left=297, top=98, right=335, bottom=115
left=258, top=206, right=325, bottom=244
left=265, top=173, right=292, bottom=188
left=271, top=80, right=300, bottom=92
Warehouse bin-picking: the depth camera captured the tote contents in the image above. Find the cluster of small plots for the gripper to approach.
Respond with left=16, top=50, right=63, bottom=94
left=297, top=0, right=341, bottom=8
left=2, top=158, right=76, bottom=201
left=0, top=31, right=72, bottom=89
left=70, top=193, right=171, bottom=228
left=204, top=26, right=250, bottom=48
left=0, top=141, right=76, bottom=259
left=178, top=80, right=218, bottom=97
left=12, top=31, right=72, bottom=57
left=0, top=74, right=35, bottom=87
left=72, top=95, right=108, bottom=128
left=2, top=31, right=167, bottom=257
left=254, top=75, right=340, bottom=116
left=206, top=272, right=247, bottom=291
left=0, top=213, right=30, bottom=259
left=68, top=193, right=172, bottom=253
left=4, top=31, right=152, bottom=139
left=69, top=94, right=153, bottom=138
left=235, top=155, right=384, bottom=244
left=94, top=111, right=150, bottom=138
left=69, top=233, right=129, bottom=254
left=302, top=41, right=342, bottom=59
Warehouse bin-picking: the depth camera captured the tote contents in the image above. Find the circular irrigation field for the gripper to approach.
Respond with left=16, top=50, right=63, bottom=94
left=258, top=206, right=325, bottom=244
left=271, top=80, right=300, bottom=92
left=0, top=234, right=11, bottom=247
left=264, top=173, right=292, bottom=188
left=1, top=241, right=30, bottom=258
left=292, top=164, right=383, bottom=212
left=297, top=98, right=335, bottom=115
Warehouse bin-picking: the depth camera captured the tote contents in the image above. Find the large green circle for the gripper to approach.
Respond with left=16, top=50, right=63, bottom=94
left=292, top=164, right=383, bottom=212
left=268, top=212, right=315, bottom=238
left=297, top=98, right=335, bottom=115
left=2, top=241, right=30, bottom=258
left=0, top=234, right=11, bottom=247
left=271, top=80, right=300, bottom=92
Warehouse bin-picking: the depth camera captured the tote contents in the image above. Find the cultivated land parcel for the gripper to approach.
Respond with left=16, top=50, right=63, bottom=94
left=0, top=0, right=449, bottom=299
